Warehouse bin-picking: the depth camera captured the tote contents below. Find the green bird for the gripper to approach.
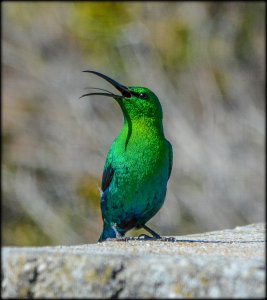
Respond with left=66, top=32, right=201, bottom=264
left=80, top=71, right=173, bottom=242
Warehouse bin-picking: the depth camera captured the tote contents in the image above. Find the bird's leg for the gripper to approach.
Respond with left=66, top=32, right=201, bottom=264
left=139, top=224, right=161, bottom=239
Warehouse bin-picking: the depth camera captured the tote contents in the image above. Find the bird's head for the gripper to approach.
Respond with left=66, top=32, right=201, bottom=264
left=80, top=71, right=163, bottom=122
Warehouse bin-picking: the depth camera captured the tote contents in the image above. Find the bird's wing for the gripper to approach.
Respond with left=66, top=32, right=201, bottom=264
left=167, top=140, right=173, bottom=180
left=101, top=164, right=115, bottom=193
left=100, top=163, right=115, bottom=216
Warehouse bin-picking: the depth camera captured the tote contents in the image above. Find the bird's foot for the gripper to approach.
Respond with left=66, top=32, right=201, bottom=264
left=137, top=234, right=178, bottom=242
left=110, top=236, right=137, bottom=242
left=105, top=235, right=177, bottom=242
left=158, top=236, right=176, bottom=242
left=105, top=235, right=159, bottom=241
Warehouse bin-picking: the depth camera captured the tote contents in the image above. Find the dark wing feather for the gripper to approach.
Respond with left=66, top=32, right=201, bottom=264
left=100, top=164, right=115, bottom=217
left=101, top=164, right=115, bottom=192
left=167, top=140, right=173, bottom=180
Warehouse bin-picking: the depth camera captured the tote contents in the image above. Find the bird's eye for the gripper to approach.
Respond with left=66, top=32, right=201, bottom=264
left=139, top=93, right=148, bottom=100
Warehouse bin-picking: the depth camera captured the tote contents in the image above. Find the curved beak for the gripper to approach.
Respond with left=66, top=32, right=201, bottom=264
left=80, top=70, right=131, bottom=99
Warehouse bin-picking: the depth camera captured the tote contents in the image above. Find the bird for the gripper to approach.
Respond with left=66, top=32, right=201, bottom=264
left=80, top=71, right=173, bottom=242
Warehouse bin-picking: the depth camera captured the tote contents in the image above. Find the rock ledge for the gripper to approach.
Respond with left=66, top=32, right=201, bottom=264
left=2, top=223, right=265, bottom=298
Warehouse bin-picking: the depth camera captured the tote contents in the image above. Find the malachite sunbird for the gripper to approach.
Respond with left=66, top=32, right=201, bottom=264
left=80, top=71, right=173, bottom=242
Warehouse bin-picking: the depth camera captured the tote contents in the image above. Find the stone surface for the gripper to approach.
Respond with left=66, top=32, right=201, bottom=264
left=2, top=223, right=265, bottom=298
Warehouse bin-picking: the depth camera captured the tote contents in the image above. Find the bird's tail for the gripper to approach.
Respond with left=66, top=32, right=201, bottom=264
left=98, top=225, right=120, bottom=242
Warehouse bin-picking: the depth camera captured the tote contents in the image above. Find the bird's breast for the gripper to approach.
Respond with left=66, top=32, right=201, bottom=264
left=111, top=133, right=168, bottom=181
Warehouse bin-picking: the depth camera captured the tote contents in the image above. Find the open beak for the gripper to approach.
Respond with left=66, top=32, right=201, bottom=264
left=79, top=70, right=131, bottom=100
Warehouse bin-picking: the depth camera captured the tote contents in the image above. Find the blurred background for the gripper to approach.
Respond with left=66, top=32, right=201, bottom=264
left=2, top=2, right=265, bottom=246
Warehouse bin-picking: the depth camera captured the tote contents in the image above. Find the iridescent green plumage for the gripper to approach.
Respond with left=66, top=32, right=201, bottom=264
left=81, top=71, right=173, bottom=241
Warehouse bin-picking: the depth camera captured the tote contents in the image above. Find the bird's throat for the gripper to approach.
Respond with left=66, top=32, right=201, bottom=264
left=121, top=116, right=164, bottom=152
